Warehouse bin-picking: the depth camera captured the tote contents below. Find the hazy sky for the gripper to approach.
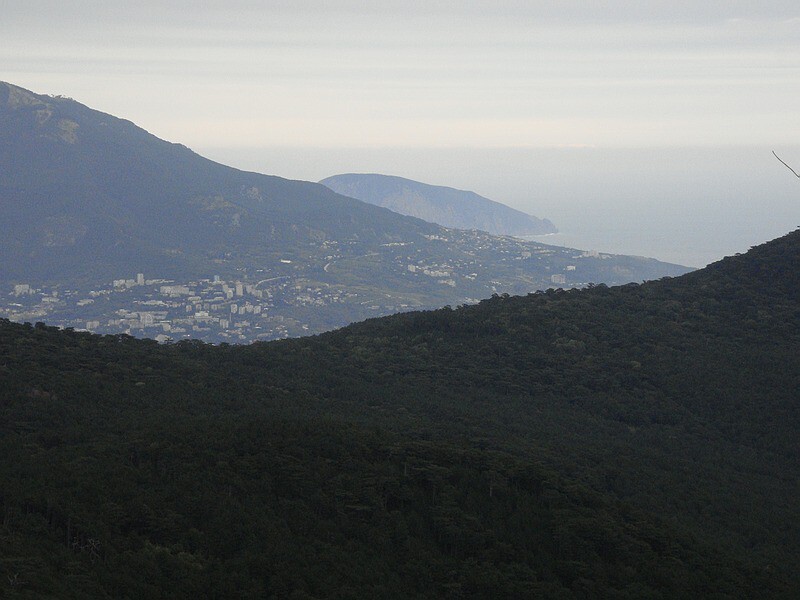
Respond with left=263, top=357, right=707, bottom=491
left=2, top=1, right=799, bottom=266
left=3, top=1, right=799, bottom=148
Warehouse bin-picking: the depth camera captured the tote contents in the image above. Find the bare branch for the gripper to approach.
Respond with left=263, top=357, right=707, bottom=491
left=773, top=151, right=800, bottom=179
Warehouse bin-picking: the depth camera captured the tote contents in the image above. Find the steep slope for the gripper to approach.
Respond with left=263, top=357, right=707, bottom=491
left=0, top=230, right=798, bottom=597
left=321, top=172, right=557, bottom=236
left=0, top=82, right=690, bottom=341
left=0, top=82, right=434, bottom=282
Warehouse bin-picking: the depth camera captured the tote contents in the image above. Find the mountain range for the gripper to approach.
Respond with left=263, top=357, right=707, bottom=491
left=0, top=81, right=690, bottom=342
left=1, top=228, right=798, bottom=597
left=320, top=173, right=557, bottom=236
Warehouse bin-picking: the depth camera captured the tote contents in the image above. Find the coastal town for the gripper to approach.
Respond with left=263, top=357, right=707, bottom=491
left=3, top=270, right=372, bottom=343
left=0, top=232, right=612, bottom=343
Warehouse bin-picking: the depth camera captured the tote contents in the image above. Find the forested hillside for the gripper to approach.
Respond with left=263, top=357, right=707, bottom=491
left=1, top=230, right=798, bottom=598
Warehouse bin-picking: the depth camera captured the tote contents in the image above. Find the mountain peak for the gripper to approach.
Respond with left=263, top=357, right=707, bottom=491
left=0, top=82, right=83, bottom=145
left=1, top=81, right=47, bottom=110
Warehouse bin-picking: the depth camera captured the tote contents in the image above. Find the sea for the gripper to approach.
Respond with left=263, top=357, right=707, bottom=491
left=201, top=145, right=800, bottom=269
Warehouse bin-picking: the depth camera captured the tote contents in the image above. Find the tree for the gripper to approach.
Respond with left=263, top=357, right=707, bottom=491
left=773, top=150, right=800, bottom=179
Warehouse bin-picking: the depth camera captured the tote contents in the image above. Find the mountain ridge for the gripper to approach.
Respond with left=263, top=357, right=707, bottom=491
left=321, top=172, right=558, bottom=236
left=0, top=81, right=435, bottom=280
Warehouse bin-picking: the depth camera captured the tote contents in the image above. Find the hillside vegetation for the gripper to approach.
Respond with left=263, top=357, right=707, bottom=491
left=1, top=231, right=798, bottom=597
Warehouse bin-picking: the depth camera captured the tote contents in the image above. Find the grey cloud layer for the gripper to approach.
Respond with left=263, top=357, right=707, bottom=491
left=1, top=1, right=798, bottom=147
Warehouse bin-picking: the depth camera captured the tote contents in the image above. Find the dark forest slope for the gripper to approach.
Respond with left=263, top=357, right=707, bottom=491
left=1, top=230, right=798, bottom=597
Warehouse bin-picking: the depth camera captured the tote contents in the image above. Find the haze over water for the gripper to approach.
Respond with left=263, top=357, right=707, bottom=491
left=202, top=144, right=800, bottom=269
left=4, top=1, right=798, bottom=268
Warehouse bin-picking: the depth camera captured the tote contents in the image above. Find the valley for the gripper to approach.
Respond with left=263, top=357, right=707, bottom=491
left=0, top=82, right=690, bottom=341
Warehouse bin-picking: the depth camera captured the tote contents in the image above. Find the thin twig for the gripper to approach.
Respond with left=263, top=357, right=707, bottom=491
left=773, top=151, right=800, bottom=178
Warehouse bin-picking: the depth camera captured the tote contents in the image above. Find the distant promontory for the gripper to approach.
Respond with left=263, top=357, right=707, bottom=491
left=320, top=173, right=557, bottom=236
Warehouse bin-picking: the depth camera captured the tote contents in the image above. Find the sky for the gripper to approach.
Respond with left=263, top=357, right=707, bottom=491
left=2, top=1, right=799, bottom=266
